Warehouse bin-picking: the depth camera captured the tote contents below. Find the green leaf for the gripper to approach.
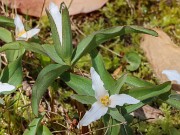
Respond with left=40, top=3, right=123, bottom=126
left=108, top=108, right=126, bottom=122
left=72, top=26, right=158, bottom=64
left=165, top=98, right=180, bottom=110
left=0, top=16, right=15, bottom=27
left=0, top=41, right=47, bottom=56
left=37, top=125, right=52, bottom=135
left=46, top=3, right=72, bottom=64
left=125, top=75, right=153, bottom=87
left=107, top=119, right=121, bottom=135
left=169, top=94, right=180, bottom=101
left=23, top=112, right=45, bottom=135
left=5, top=50, right=20, bottom=63
left=61, top=72, right=94, bottom=96
left=42, top=44, right=65, bottom=64
left=120, top=124, right=133, bottom=135
left=0, top=54, right=23, bottom=87
left=111, top=74, right=127, bottom=95
left=90, top=49, right=116, bottom=91
left=124, top=52, right=141, bottom=71
left=5, top=47, right=25, bottom=63
left=61, top=2, right=73, bottom=63
left=125, top=98, right=153, bottom=113
left=71, top=94, right=96, bottom=104
left=0, top=27, right=13, bottom=43
left=128, top=82, right=171, bottom=101
left=32, top=64, right=69, bottom=116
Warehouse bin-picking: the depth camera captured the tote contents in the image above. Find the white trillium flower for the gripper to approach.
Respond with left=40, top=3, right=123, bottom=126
left=162, top=70, right=180, bottom=84
left=48, top=2, right=62, bottom=45
left=0, top=82, right=15, bottom=93
left=14, top=15, right=40, bottom=40
left=78, top=67, right=140, bottom=127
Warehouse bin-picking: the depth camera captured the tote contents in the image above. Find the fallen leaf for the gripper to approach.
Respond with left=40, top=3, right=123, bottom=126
left=2, top=0, right=108, bottom=17
left=132, top=105, right=163, bottom=122
left=140, top=29, right=180, bottom=84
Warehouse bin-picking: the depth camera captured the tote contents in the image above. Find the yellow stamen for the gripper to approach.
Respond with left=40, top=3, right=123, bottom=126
left=100, top=95, right=110, bottom=106
left=17, top=30, right=26, bottom=37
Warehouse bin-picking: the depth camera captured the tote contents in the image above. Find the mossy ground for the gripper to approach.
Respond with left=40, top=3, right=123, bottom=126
left=0, top=0, right=180, bottom=134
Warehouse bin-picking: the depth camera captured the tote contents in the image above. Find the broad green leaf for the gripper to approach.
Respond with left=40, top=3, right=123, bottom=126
left=61, top=2, right=72, bottom=64
left=125, top=75, right=153, bottom=87
left=125, top=98, right=153, bottom=113
left=37, top=125, right=52, bottom=135
left=61, top=72, right=94, bottom=96
left=0, top=16, right=14, bottom=27
left=72, top=26, right=158, bottom=64
left=165, top=98, right=180, bottom=110
left=0, top=27, right=13, bottom=43
left=19, top=41, right=47, bottom=56
left=120, top=124, right=133, bottom=135
left=6, top=47, right=25, bottom=63
left=108, top=108, right=126, bottom=122
left=46, top=10, right=62, bottom=59
left=124, top=52, right=141, bottom=71
left=32, top=64, right=69, bottom=116
left=90, top=49, right=116, bottom=91
left=169, top=94, right=180, bottom=101
left=46, top=3, right=72, bottom=64
left=0, top=41, right=47, bottom=56
left=107, top=119, right=121, bottom=135
left=5, top=50, right=20, bottom=63
left=42, top=44, right=65, bottom=64
left=111, top=74, right=127, bottom=95
left=23, top=112, right=45, bottom=135
left=128, top=82, right=171, bottom=100
left=71, top=94, right=96, bottom=104
left=0, top=54, right=23, bottom=87
left=0, top=98, right=5, bottom=105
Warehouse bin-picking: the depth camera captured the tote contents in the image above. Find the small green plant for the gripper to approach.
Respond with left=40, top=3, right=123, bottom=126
left=0, top=1, right=179, bottom=135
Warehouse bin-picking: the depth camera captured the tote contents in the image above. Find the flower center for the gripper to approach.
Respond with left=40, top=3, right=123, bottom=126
left=100, top=95, right=110, bottom=106
left=17, top=30, right=26, bottom=37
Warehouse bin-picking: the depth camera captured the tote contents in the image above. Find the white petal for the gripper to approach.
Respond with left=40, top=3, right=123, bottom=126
left=90, top=67, right=108, bottom=100
left=78, top=102, right=108, bottom=127
left=0, top=82, right=15, bottom=93
left=16, top=32, right=27, bottom=40
left=26, top=28, right=40, bottom=39
left=49, top=2, right=62, bottom=45
left=109, top=94, right=140, bottom=108
left=162, top=70, right=180, bottom=84
left=14, top=15, right=25, bottom=36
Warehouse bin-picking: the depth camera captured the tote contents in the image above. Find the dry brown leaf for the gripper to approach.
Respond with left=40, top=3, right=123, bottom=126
left=132, top=105, right=163, bottom=122
left=140, top=29, right=180, bottom=83
left=2, top=0, right=108, bottom=17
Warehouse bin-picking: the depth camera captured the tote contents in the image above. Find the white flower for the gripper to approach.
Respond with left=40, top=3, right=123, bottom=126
left=162, top=70, right=180, bottom=84
left=78, top=67, right=140, bottom=127
left=14, top=15, right=40, bottom=40
left=48, top=2, right=62, bottom=45
left=0, top=82, right=15, bottom=93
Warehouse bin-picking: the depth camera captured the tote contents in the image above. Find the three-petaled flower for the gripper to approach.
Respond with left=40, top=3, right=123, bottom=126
left=0, top=82, right=15, bottom=93
left=78, top=67, right=140, bottom=127
left=162, top=70, right=180, bottom=84
left=14, top=15, right=40, bottom=40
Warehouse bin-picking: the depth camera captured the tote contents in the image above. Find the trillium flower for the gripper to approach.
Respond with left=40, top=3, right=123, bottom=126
left=162, top=70, right=180, bottom=84
left=0, top=82, right=15, bottom=93
left=48, top=2, right=62, bottom=45
left=14, top=15, right=40, bottom=40
left=78, top=67, right=140, bottom=127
